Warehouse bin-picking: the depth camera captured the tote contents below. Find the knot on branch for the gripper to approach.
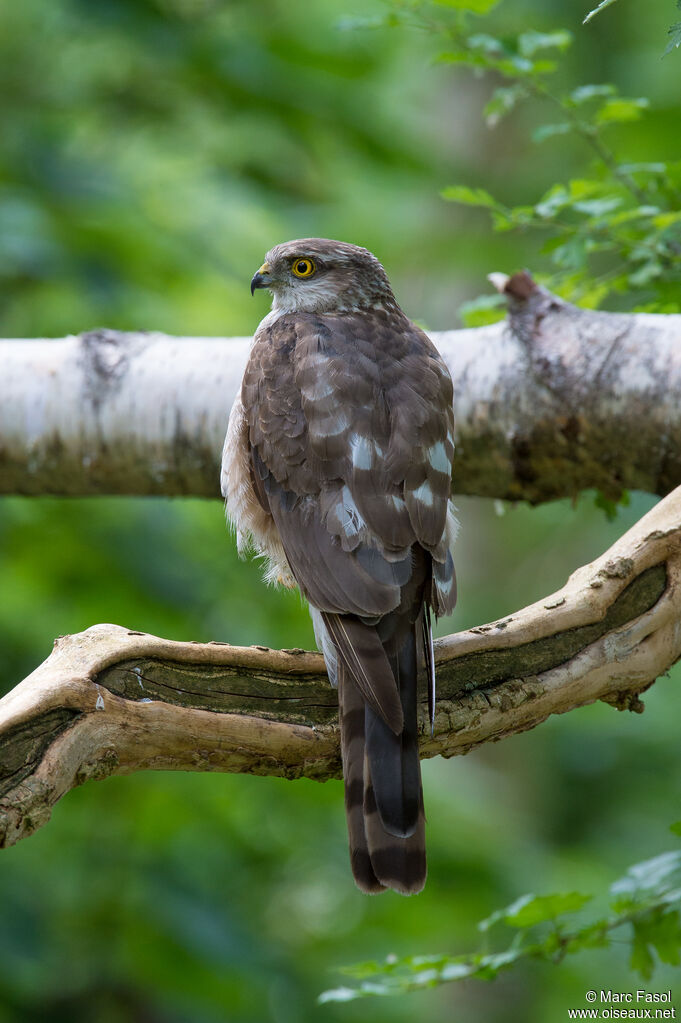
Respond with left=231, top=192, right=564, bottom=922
left=489, top=269, right=566, bottom=348
left=601, top=691, right=647, bottom=714
left=80, top=329, right=146, bottom=410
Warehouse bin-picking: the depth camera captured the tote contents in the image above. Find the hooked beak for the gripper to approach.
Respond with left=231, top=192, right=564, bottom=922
left=250, top=262, right=272, bottom=296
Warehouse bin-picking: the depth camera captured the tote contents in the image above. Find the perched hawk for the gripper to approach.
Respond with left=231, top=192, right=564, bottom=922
left=221, top=239, right=457, bottom=895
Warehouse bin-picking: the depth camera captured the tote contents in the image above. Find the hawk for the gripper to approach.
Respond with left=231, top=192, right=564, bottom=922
left=221, top=239, right=457, bottom=895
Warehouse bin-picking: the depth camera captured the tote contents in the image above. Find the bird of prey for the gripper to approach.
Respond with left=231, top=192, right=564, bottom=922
left=221, top=238, right=457, bottom=895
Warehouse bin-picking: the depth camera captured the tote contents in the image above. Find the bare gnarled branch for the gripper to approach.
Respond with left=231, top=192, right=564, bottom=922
left=2, top=485, right=680, bottom=850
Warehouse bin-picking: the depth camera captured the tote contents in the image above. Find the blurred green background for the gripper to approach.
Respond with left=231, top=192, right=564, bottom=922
left=1, top=0, right=680, bottom=1020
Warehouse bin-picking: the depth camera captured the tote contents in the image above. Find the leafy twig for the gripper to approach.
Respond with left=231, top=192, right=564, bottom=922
left=320, top=844, right=681, bottom=1003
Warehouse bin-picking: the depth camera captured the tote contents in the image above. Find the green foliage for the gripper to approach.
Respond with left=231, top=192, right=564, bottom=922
left=458, top=291, right=506, bottom=326
left=320, top=846, right=681, bottom=1002
left=479, top=891, right=593, bottom=930
left=429, top=11, right=681, bottom=313
left=0, top=0, right=453, bottom=340
left=346, top=1, right=680, bottom=417
left=380, top=2, right=678, bottom=315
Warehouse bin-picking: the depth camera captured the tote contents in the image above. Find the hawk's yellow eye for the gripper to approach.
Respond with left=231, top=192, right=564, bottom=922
left=292, top=257, right=316, bottom=279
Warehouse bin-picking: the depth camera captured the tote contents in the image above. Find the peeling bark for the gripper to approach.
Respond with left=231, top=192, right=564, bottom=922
left=1, top=275, right=681, bottom=502
left=2, top=484, right=680, bottom=850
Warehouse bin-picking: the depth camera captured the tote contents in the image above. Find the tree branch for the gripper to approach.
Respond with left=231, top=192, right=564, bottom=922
left=2, top=484, right=680, bottom=850
left=2, top=273, right=681, bottom=502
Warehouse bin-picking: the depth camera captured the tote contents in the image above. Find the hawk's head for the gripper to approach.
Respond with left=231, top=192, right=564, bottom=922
left=250, top=238, right=397, bottom=315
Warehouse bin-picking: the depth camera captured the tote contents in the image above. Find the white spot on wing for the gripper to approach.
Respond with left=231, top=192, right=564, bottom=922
left=337, top=485, right=364, bottom=537
left=428, top=441, right=451, bottom=475
left=411, top=480, right=434, bottom=507
left=350, top=434, right=373, bottom=470
left=446, top=500, right=460, bottom=547
left=309, top=606, right=338, bottom=687
left=438, top=573, right=454, bottom=595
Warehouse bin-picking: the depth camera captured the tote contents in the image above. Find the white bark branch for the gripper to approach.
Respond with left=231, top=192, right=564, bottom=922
left=2, top=273, right=681, bottom=502
left=2, top=484, right=680, bottom=849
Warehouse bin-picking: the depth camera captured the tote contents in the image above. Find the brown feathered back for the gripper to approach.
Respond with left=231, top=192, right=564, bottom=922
left=223, top=238, right=457, bottom=894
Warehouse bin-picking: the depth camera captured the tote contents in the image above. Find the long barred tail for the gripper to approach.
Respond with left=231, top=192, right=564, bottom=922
left=337, top=621, right=426, bottom=896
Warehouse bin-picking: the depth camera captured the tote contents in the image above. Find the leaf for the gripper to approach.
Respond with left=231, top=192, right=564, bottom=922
left=583, top=0, right=620, bottom=25
left=608, top=206, right=661, bottom=227
left=480, top=892, right=592, bottom=930
left=570, top=83, right=616, bottom=104
left=518, top=30, right=572, bottom=57
left=507, top=892, right=593, bottom=927
left=529, top=59, right=560, bottom=73
left=318, top=986, right=361, bottom=1004
left=553, top=237, right=589, bottom=269
left=629, top=262, right=663, bottom=286
left=567, top=177, right=603, bottom=199
left=631, top=922, right=656, bottom=980
left=653, top=210, right=681, bottom=229
left=338, top=957, right=389, bottom=979
left=595, top=97, right=649, bottom=124
left=533, top=122, right=572, bottom=143
left=484, top=84, right=526, bottom=126
left=495, top=55, right=536, bottom=75
left=441, top=185, right=499, bottom=208
left=629, top=910, right=681, bottom=979
left=647, top=911, right=681, bottom=966
left=409, top=967, right=440, bottom=986
left=467, top=33, right=508, bottom=56
left=477, top=906, right=507, bottom=932
left=473, top=948, right=526, bottom=978
left=611, top=850, right=681, bottom=904
left=459, top=292, right=506, bottom=327
left=505, top=204, right=536, bottom=227
left=439, top=962, right=476, bottom=981
left=534, top=176, right=605, bottom=216
left=490, top=209, right=515, bottom=231
left=671, top=822, right=681, bottom=837
left=572, top=197, right=622, bottom=216
left=535, top=186, right=571, bottom=218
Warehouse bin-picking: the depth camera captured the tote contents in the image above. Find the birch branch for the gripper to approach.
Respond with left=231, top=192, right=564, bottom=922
left=2, top=273, right=681, bottom=502
left=2, top=484, right=680, bottom=850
